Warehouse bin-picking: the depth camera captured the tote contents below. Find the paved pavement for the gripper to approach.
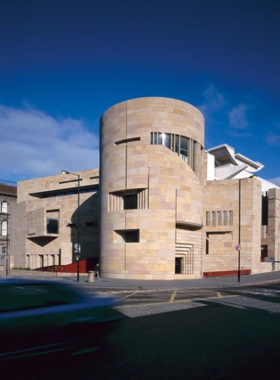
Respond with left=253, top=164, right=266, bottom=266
left=61, top=270, right=280, bottom=290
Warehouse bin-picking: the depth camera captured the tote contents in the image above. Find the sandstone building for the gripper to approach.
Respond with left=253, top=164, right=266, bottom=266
left=0, top=182, right=17, bottom=273
left=12, top=97, right=280, bottom=279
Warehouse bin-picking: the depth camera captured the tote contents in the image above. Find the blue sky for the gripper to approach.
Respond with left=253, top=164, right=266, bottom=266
left=1, top=0, right=280, bottom=186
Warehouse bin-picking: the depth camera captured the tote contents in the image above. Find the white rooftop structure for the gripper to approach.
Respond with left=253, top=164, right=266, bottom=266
left=206, top=144, right=279, bottom=192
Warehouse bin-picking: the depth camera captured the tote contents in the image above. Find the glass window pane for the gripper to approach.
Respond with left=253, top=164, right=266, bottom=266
left=162, top=133, right=171, bottom=149
left=2, top=221, right=7, bottom=236
left=206, top=212, right=210, bottom=226
left=175, top=135, right=179, bottom=153
left=180, top=136, right=189, bottom=163
left=228, top=211, right=233, bottom=225
left=123, top=194, right=137, bottom=210
left=193, top=141, right=197, bottom=172
left=46, top=218, right=59, bottom=234
left=2, top=202, right=7, bottom=213
left=217, top=211, right=221, bottom=226
left=222, top=211, right=227, bottom=226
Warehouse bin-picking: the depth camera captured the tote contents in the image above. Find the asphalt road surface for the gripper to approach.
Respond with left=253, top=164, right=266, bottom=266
left=5, top=283, right=280, bottom=380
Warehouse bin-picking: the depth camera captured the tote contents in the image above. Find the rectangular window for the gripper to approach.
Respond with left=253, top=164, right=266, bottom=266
left=115, top=229, right=139, bottom=243
left=46, top=218, right=59, bottom=234
left=1, top=202, right=7, bottom=213
left=180, top=136, right=189, bottom=163
left=192, top=141, right=197, bottom=172
left=217, top=211, right=221, bottom=226
left=222, top=211, right=227, bottom=226
left=261, top=245, right=268, bottom=258
left=206, top=212, right=211, bottom=226
left=211, top=211, right=216, bottom=226
left=1, top=220, right=7, bottom=236
left=228, top=211, right=233, bottom=226
left=162, top=133, right=171, bottom=149
left=151, top=132, right=156, bottom=145
left=123, top=194, right=138, bottom=210
left=175, top=135, right=179, bottom=153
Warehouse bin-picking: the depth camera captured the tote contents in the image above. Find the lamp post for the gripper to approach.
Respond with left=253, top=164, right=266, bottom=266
left=76, top=254, right=80, bottom=282
left=238, top=179, right=242, bottom=283
left=61, top=170, right=81, bottom=282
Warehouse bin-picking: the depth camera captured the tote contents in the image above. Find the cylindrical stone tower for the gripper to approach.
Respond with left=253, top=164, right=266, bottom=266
left=100, top=97, right=204, bottom=279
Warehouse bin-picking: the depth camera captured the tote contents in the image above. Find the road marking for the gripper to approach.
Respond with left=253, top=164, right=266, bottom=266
left=169, top=289, right=178, bottom=303
left=117, top=294, right=240, bottom=308
left=122, top=291, right=138, bottom=299
left=216, top=292, right=222, bottom=298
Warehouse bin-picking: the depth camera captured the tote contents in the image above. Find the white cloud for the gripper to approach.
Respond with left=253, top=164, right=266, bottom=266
left=228, top=131, right=251, bottom=138
left=198, top=85, right=226, bottom=117
left=265, top=132, right=280, bottom=146
left=228, top=104, right=248, bottom=129
left=0, top=105, right=99, bottom=181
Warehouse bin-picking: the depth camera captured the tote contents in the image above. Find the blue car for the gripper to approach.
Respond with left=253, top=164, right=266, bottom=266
left=0, top=278, right=124, bottom=360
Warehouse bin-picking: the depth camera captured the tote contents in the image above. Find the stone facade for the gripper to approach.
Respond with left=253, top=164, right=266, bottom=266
left=12, top=169, right=99, bottom=269
left=0, top=183, right=17, bottom=273
left=11, top=97, right=280, bottom=279
left=203, top=178, right=264, bottom=274
left=100, top=97, right=204, bottom=279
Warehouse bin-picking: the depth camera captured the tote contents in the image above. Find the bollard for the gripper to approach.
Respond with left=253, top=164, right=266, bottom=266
left=88, top=271, right=94, bottom=283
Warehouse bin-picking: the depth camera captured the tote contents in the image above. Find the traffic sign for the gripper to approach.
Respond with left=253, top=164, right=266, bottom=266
left=235, top=244, right=241, bottom=251
left=74, top=243, right=81, bottom=253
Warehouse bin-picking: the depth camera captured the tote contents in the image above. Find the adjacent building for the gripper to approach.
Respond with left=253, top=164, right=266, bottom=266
left=12, top=97, right=280, bottom=279
left=0, top=182, right=17, bottom=273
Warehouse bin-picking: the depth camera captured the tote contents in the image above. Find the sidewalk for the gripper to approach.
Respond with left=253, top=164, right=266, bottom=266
left=62, top=270, right=280, bottom=290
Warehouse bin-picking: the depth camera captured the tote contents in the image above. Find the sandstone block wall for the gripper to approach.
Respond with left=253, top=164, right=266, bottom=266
left=100, top=97, right=204, bottom=279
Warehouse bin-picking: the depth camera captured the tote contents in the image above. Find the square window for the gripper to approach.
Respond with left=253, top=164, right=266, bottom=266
left=123, top=194, right=137, bottom=210
left=46, top=218, right=59, bottom=234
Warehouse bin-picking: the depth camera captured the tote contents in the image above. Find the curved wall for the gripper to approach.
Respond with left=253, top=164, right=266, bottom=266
left=100, top=97, right=205, bottom=279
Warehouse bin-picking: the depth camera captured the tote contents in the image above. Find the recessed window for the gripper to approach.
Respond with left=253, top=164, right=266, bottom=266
left=115, top=229, right=139, bottom=243
left=261, top=245, right=268, bottom=258
left=217, top=211, right=221, bottom=226
left=46, top=218, right=59, bottom=234
left=180, top=136, right=189, bottom=163
left=1, top=220, right=7, bottom=236
left=228, top=211, right=233, bottom=226
left=123, top=194, right=137, bottom=210
left=206, top=210, right=233, bottom=227
left=109, top=189, right=147, bottom=211
left=1, top=202, right=7, bottom=213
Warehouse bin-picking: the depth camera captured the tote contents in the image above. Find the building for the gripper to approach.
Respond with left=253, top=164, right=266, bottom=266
left=0, top=182, right=17, bottom=273
left=12, top=169, right=99, bottom=270
left=12, top=97, right=280, bottom=279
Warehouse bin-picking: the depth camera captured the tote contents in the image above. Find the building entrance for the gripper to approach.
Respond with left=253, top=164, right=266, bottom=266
left=175, top=257, right=182, bottom=274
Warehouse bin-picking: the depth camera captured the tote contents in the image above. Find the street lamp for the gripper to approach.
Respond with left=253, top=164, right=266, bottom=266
left=61, top=170, right=81, bottom=282
left=238, top=179, right=242, bottom=283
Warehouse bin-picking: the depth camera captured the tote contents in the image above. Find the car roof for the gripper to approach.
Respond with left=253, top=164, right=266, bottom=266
left=0, top=277, right=77, bottom=288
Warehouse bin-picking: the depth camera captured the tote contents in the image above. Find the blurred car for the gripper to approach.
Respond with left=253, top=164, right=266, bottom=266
left=0, top=278, right=124, bottom=361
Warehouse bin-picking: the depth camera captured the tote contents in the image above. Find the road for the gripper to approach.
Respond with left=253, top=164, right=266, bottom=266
left=88, top=281, right=280, bottom=318
left=5, top=282, right=280, bottom=380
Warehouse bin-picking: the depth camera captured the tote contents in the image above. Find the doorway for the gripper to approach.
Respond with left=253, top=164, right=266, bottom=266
left=175, top=257, right=182, bottom=274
